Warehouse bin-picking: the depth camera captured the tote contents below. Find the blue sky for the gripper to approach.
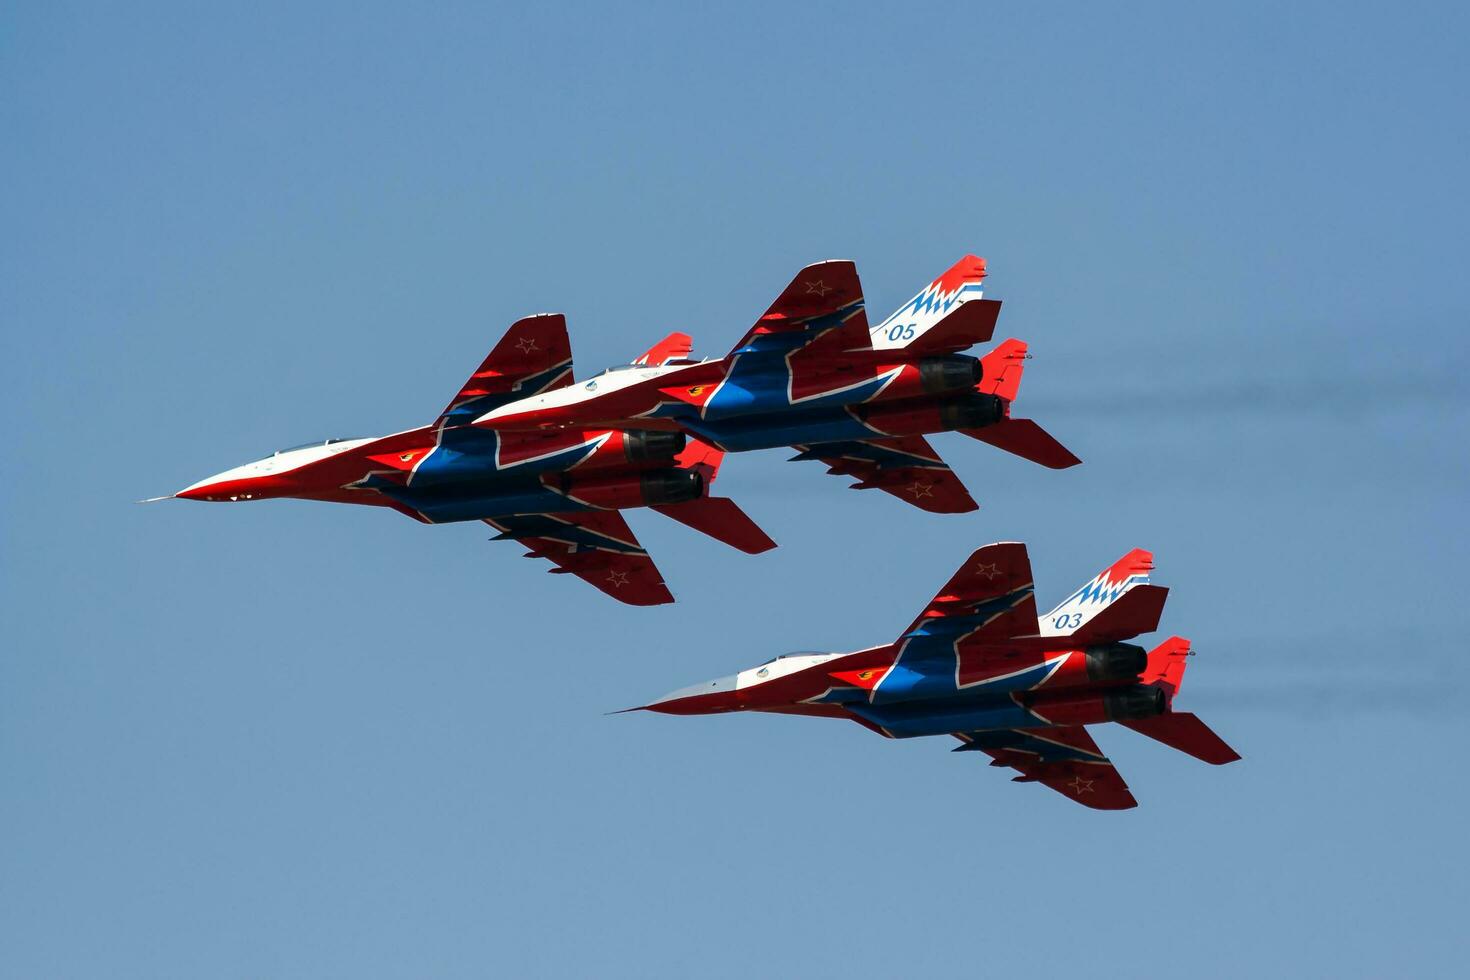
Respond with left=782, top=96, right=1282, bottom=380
left=3, top=2, right=1468, bottom=976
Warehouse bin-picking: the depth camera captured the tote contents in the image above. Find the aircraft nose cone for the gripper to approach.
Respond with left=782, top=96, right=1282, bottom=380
left=176, top=474, right=269, bottom=502
left=644, top=673, right=741, bottom=714
left=175, top=481, right=217, bottom=501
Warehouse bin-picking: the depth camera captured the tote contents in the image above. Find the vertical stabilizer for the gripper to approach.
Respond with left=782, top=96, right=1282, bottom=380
left=870, top=255, right=989, bottom=350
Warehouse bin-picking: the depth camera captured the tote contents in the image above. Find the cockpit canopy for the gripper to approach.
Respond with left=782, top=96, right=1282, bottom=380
left=258, top=437, right=363, bottom=461
left=757, top=651, right=835, bottom=667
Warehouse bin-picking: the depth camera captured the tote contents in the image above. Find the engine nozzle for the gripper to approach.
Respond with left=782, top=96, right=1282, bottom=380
left=1085, top=643, right=1148, bottom=682
left=623, top=429, right=687, bottom=462
left=939, top=392, right=1006, bottom=430
left=1103, top=684, right=1168, bottom=721
left=918, top=355, right=984, bottom=394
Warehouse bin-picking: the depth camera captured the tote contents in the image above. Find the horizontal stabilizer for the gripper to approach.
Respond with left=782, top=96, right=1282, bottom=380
left=964, top=418, right=1081, bottom=469
left=1121, top=713, right=1241, bottom=765
left=653, top=497, right=777, bottom=554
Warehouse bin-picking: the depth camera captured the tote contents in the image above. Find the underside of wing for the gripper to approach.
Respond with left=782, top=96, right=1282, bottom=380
left=790, top=435, right=978, bottom=513
left=728, top=259, right=870, bottom=357
left=955, top=727, right=1137, bottom=810
left=484, top=511, right=674, bottom=606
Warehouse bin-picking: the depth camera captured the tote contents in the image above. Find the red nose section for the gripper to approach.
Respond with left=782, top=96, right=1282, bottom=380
left=642, top=691, right=744, bottom=715
left=176, top=476, right=292, bottom=502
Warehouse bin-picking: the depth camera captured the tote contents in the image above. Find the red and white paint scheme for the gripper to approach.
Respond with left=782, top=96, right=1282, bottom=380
left=630, top=544, right=1239, bottom=810
left=470, top=255, right=1080, bottom=515
left=160, top=314, right=775, bottom=606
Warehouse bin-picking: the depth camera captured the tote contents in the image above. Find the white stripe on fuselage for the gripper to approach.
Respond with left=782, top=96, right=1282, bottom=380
left=181, top=438, right=377, bottom=492
left=475, top=362, right=707, bottom=423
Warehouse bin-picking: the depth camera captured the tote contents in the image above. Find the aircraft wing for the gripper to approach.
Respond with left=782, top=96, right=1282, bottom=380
left=898, top=541, right=1038, bottom=641
left=789, top=435, right=978, bottom=514
left=439, top=314, right=576, bottom=424
left=955, top=727, right=1137, bottom=810
left=484, top=511, right=674, bottom=606
left=727, top=259, right=870, bottom=357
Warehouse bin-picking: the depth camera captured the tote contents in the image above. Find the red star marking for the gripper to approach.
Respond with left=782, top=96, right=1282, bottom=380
left=1067, top=776, right=1095, bottom=795
left=973, top=562, right=1001, bottom=579
left=606, top=570, right=630, bottom=587
left=906, top=481, right=935, bottom=498
left=515, top=336, right=540, bottom=354
left=804, top=279, right=833, bottom=297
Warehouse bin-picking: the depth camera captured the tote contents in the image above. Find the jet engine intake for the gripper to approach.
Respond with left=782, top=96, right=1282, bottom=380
left=623, top=429, right=687, bottom=462
left=918, top=355, right=984, bottom=394
left=1085, top=643, right=1148, bottom=682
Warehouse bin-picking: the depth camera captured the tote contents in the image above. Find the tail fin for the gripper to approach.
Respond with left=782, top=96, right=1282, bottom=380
left=1039, top=549, right=1158, bottom=638
left=977, top=338, right=1027, bottom=401
left=633, top=332, right=694, bottom=366
left=653, top=438, right=777, bottom=554
left=870, top=255, right=989, bottom=351
left=1120, top=637, right=1241, bottom=765
left=1139, top=634, right=1191, bottom=698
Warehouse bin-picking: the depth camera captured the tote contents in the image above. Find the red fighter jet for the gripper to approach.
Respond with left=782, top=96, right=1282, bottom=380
left=633, top=544, right=1239, bottom=809
left=163, top=314, right=775, bottom=606
left=472, top=255, right=1079, bottom=515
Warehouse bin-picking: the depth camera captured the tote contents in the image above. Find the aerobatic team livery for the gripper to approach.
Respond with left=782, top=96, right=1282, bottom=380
left=473, top=255, right=1080, bottom=514
left=634, top=545, right=1239, bottom=809
left=170, top=255, right=1077, bottom=603
left=166, top=315, right=776, bottom=605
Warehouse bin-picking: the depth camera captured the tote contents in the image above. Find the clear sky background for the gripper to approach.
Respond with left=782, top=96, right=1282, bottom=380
left=4, top=2, right=1468, bottom=977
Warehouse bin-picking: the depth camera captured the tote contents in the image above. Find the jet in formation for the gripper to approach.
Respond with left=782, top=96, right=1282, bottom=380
left=168, top=315, right=775, bottom=605
left=169, top=255, right=1077, bottom=602
left=475, top=255, right=1079, bottom=514
left=636, top=544, right=1239, bottom=809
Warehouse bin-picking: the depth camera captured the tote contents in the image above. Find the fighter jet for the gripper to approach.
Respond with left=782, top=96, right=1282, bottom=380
left=472, top=256, right=1078, bottom=514
left=167, top=314, right=775, bottom=605
left=635, top=544, right=1239, bottom=809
